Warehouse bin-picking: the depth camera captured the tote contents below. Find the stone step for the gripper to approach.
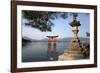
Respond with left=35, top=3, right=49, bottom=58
left=64, top=52, right=83, bottom=57
left=65, top=50, right=82, bottom=54
left=64, top=49, right=82, bottom=52
left=59, top=53, right=83, bottom=60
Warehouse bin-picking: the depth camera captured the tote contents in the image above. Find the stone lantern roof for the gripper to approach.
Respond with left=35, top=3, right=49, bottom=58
left=70, top=14, right=81, bottom=27
left=70, top=20, right=81, bottom=27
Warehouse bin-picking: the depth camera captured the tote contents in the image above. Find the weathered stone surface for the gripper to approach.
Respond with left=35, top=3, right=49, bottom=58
left=58, top=38, right=85, bottom=60
left=58, top=14, right=89, bottom=61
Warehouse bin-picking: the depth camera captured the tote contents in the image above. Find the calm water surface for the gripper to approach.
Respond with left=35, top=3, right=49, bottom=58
left=22, top=41, right=68, bottom=62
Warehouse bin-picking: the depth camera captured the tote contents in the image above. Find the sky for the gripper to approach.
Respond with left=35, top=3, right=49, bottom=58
left=22, top=11, right=90, bottom=40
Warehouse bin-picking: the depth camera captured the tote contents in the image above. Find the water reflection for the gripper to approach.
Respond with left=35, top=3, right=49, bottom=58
left=22, top=41, right=68, bottom=62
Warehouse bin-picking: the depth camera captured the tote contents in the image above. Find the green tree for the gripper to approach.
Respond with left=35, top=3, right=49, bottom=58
left=86, top=32, right=90, bottom=37
left=22, top=10, right=68, bottom=32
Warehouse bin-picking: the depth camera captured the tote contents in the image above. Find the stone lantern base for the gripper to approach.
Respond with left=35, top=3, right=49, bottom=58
left=58, top=38, right=89, bottom=61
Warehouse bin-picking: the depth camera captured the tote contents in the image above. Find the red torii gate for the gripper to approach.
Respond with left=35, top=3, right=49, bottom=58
left=47, top=36, right=58, bottom=52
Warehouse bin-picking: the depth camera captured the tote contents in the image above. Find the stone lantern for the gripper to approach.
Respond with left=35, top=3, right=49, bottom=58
left=58, top=14, right=89, bottom=60
left=70, top=14, right=81, bottom=40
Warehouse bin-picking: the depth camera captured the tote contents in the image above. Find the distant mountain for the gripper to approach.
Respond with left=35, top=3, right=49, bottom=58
left=30, top=37, right=89, bottom=42
left=57, top=37, right=71, bottom=42
left=22, top=37, right=33, bottom=46
left=79, top=37, right=90, bottom=41
left=57, top=37, right=89, bottom=42
left=22, top=37, right=33, bottom=42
